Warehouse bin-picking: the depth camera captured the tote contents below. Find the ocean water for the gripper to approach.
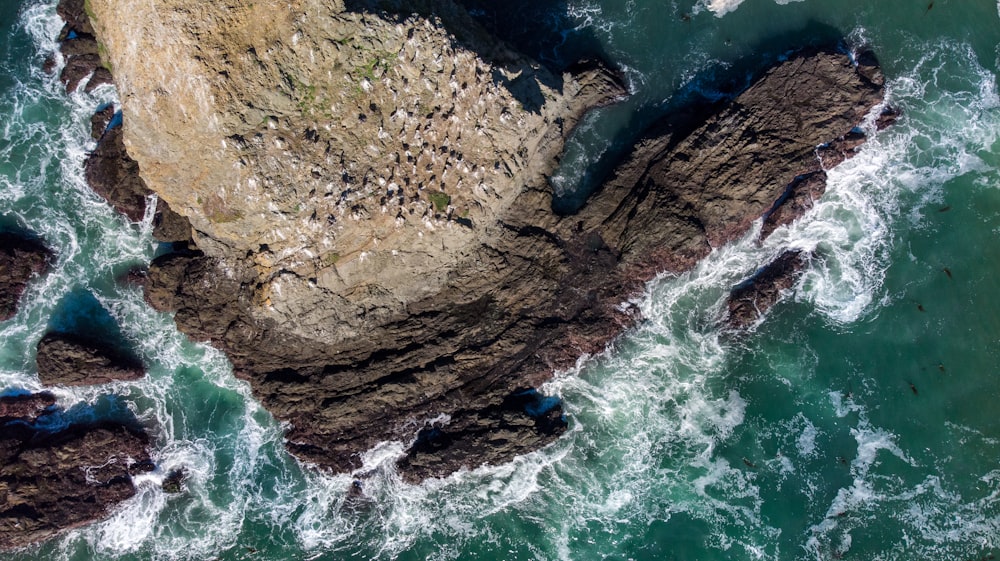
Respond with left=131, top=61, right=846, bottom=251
left=2, top=0, right=1000, bottom=559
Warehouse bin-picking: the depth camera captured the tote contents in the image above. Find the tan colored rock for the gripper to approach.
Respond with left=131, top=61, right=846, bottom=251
left=86, top=0, right=619, bottom=344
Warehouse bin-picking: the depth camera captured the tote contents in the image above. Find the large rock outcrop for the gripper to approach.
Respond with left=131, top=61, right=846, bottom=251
left=0, top=233, right=51, bottom=322
left=85, top=0, right=889, bottom=479
left=36, top=332, right=145, bottom=386
left=0, top=394, right=151, bottom=550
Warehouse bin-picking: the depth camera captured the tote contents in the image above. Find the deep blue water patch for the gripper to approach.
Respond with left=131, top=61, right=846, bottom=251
left=513, top=389, right=562, bottom=418
left=107, top=110, right=123, bottom=131
left=45, top=287, right=138, bottom=359
left=0, top=387, right=33, bottom=398
left=12, top=393, right=142, bottom=435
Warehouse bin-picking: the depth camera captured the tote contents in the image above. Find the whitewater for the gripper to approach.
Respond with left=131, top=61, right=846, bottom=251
left=3, top=0, right=1000, bottom=559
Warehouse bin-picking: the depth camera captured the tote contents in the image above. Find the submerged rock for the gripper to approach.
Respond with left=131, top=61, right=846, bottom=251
left=0, top=232, right=51, bottom=322
left=0, top=397, right=151, bottom=550
left=161, top=468, right=186, bottom=494
left=727, top=251, right=808, bottom=330
left=36, top=332, right=145, bottom=386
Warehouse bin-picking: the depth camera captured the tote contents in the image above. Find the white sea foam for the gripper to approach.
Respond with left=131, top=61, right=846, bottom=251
left=700, top=0, right=804, bottom=17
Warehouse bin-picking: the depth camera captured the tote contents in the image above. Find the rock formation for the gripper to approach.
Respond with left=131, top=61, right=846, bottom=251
left=47, top=0, right=190, bottom=243
left=0, top=233, right=51, bottom=322
left=726, top=250, right=808, bottom=330
left=82, top=0, right=890, bottom=479
left=84, top=116, right=191, bottom=242
left=48, top=0, right=113, bottom=92
left=0, top=394, right=152, bottom=550
left=35, top=332, right=145, bottom=386
left=0, top=392, right=56, bottom=422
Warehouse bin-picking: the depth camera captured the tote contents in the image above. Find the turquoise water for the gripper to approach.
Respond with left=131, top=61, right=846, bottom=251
left=2, top=0, right=1000, bottom=559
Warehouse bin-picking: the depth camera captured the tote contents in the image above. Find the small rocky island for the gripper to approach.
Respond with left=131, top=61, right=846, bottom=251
left=71, top=0, right=892, bottom=482
left=0, top=392, right=152, bottom=550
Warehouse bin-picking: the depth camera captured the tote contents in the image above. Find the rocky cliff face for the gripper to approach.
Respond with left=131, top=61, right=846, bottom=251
left=85, top=0, right=889, bottom=480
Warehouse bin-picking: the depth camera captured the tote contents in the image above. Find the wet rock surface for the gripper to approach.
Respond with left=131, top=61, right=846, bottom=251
left=0, top=401, right=151, bottom=551
left=52, top=0, right=110, bottom=92
left=36, top=332, right=145, bottom=386
left=760, top=171, right=828, bottom=241
left=0, top=233, right=52, bottom=322
left=727, top=250, right=808, bottom=330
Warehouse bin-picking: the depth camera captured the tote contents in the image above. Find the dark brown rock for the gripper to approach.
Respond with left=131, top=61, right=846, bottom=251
left=59, top=52, right=101, bottom=92
left=816, top=129, right=868, bottom=169
left=0, top=233, right=52, bottom=322
left=36, top=332, right=144, bottom=386
left=84, top=124, right=191, bottom=243
left=727, top=251, right=808, bottom=330
left=0, top=408, right=150, bottom=550
left=760, top=171, right=828, bottom=240
left=90, top=104, right=115, bottom=140
left=56, top=0, right=95, bottom=38
left=0, top=392, right=55, bottom=422
left=54, top=0, right=112, bottom=94
left=85, top=67, right=114, bottom=92
left=145, top=47, right=891, bottom=481
left=59, top=35, right=99, bottom=58
left=84, top=125, right=147, bottom=222
left=876, top=106, right=900, bottom=131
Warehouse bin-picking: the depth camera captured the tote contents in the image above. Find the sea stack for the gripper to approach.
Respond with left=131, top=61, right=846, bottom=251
left=81, top=0, right=890, bottom=479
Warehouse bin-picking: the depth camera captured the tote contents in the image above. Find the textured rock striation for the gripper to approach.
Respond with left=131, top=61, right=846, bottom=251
left=85, top=0, right=889, bottom=480
left=0, top=395, right=151, bottom=550
left=0, top=233, right=51, bottom=322
left=35, top=332, right=145, bottom=386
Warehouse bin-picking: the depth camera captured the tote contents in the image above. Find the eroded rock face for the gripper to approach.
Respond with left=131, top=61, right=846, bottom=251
left=85, top=0, right=890, bottom=480
left=0, top=399, right=151, bottom=551
left=0, top=233, right=51, bottom=322
left=760, top=171, right=828, bottom=241
left=36, top=332, right=145, bottom=386
left=51, top=0, right=113, bottom=92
